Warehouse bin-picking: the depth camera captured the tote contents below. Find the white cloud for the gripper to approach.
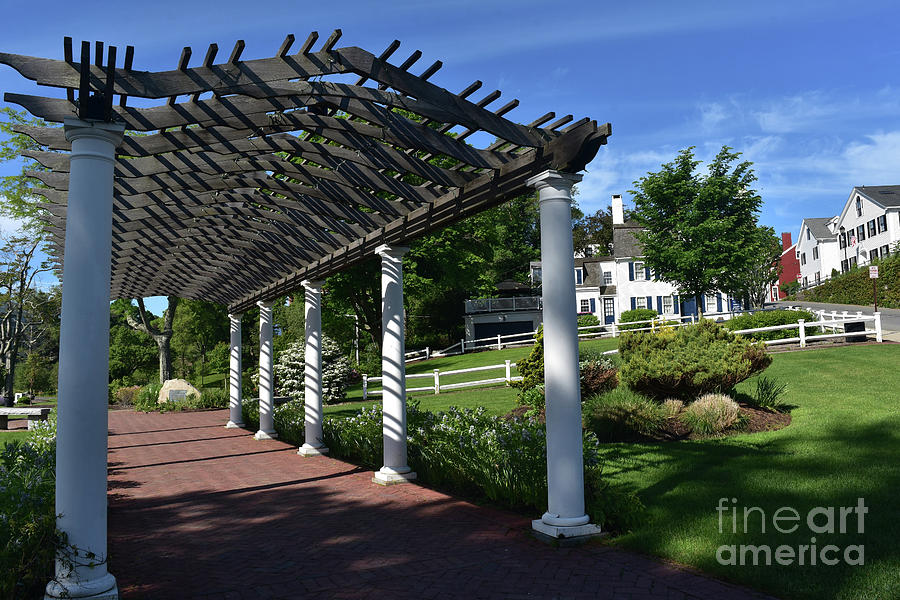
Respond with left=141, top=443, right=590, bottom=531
left=842, top=131, right=900, bottom=185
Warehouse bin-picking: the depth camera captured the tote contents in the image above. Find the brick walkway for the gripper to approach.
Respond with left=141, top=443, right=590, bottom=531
left=107, top=409, right=777, bottom=600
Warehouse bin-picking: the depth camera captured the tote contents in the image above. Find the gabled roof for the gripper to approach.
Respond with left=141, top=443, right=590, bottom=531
left=855, top=185, right=900, bottom=208
left=2, top=33, right=610, bottom=313
left=801, top=217, right=837, bottom=241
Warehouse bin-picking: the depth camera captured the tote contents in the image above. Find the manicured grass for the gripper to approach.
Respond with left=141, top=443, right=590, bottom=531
left=1, top=429, right=33, bottom=447
left=326, top=385, right=519, bottom=419
left=601, top=344, right=900, bottom=600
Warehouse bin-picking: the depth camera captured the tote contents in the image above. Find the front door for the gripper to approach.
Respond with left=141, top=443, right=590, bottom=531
left=603, top=297, right=615, bottom=324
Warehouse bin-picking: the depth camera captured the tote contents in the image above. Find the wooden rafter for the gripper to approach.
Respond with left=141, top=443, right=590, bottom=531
left=1, top=32, right=610, bottom=310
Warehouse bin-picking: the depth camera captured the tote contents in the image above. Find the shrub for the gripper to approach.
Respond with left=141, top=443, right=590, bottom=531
left=752, top=376, right=788, bottom=412
left=133, top=382, right=163, bottom=412
left=514, top=325, right=544, bottom=393
left=516, top=384, right=545, bottom=412
left=579, top=358, right=618, bottom=397
left=618, top=308, right=660, bottom=331
left=618, top=320, right=771, bottom=399
left=724, top=309, right=817, bottom=341
left=577, top=313, right=600, bottom=328
left=662, top=398, right=684, bottom=418
left=681, top=393, right=741, bottom=435
left=802, top=252, right=900, bottom=308
left=185, top=388, right=229, bottom=410
left=274, top=337, right=351, bottom=404
left=0, top=412, right=58, bottom=599
left=583, top=387, right=668, bottom=441
left=114, top=385, right=142, bottom=406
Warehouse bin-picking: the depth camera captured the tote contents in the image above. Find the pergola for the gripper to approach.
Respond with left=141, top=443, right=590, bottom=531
left=2, top=32, right=609, bottom=599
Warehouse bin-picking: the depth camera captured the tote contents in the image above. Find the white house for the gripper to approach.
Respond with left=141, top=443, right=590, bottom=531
left=834, top=186, right=900, bottom=271
left=796, top=216, right=840, bottom=287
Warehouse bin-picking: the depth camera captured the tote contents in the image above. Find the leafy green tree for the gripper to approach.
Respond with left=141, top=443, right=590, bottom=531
left=572, top=203, right=633, bottom=257
left=171, top=299, right=228, bottom=386
left=124, top=297, right=180, bottom=383
left=0, top=108, right=49, bottom=235
left=109, top=299, right=157, bottom=385
left=630, top=146, right=765, bottom=307
left=731, top=226, right=782, bottom=307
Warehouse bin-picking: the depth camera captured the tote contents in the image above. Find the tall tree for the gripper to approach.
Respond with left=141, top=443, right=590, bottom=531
left=171, top=299, right=228, bottom=386
left=630, top=146, right=765, bottom=306
left=0, top=108, right=49, bottom=235
left=124, top=297, right=180, bottom=383
left=572, top=204, right=634, bottom=257
left=0, top=236, right=52, bottom=405
left=731, top=226, right=782, bottom=307
left=108, top=299, right=158, bottom=384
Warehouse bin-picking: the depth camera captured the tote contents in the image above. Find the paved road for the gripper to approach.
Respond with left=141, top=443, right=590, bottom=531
left=771, top=300, right=900, bottom=332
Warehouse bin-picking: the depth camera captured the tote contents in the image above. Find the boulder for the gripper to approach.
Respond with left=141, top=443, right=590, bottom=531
left=158, top=379, right=201, bottom=404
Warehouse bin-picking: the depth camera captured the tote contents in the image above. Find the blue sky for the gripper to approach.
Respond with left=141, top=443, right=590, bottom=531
left=2, top=0, right=899, bottom=310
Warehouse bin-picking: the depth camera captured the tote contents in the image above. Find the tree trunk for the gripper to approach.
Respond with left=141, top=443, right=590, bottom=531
left=156, top=334, right=173, bottom=383
left=3, top=355, right=13, bottom=407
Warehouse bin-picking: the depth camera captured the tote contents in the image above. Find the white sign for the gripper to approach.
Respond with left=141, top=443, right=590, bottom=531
left=869, top=266, right=879, bottom=279
left=796, top=274, right=803, bottom=282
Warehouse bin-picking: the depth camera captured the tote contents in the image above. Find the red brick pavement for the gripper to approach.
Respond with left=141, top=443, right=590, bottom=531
left=106, top=409, right=778, bottom=600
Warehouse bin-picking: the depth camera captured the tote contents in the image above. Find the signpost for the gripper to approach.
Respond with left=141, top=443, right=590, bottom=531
left=870, top=266, right=879, bottom=312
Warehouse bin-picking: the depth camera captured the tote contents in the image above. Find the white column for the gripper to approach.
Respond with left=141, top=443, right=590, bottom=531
left=225, top=313, right=244, bottom=428
left=255, top=301, right=277, bottom=440
left=527, top=170, right=600, bottom=539
left=373, top=245, right=416, bottom=485
left=299, top=280, right=328, bottom=456
left=45, top=119, right=123, bottom=600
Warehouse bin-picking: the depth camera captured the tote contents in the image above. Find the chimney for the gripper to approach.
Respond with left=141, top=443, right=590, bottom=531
left=781, top=232, right=792, bottom=251
left=612, top=194, right=624, bottom=225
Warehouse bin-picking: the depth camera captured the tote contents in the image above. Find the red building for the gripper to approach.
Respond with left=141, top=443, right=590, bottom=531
left=771, top=232, right=800, bottom=301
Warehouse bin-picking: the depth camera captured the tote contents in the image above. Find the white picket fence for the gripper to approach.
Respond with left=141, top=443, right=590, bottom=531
left=733, top=311, right=883, bottom=347
left=363, top=360, right=520, bottom=400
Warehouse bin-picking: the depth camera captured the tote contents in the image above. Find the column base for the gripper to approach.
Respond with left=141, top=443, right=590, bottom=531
left=46, top=575, right=118, bottom=599
left=298, top=444, right=329, bottom=457
left=531, top=519, right=602, bottom=541
left=253, top=430, right=278, bottom=440
left=225, top=421, right=244, bottom=429
left=373, top=470, right=417, bottom=485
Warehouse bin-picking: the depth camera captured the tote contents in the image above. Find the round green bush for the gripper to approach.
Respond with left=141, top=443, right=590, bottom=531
left=583, top=387, right=668, bottom=441
left=618, top=308, right=661, bottom=331
left=618, top=319, right=771, bottom=400
left=680, top=393, right=741, bottom=435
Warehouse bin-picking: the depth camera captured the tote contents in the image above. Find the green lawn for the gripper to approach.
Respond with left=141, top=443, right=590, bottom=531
left=602, top=344, right=899, bottom=600
left=0, top=429, right=33, bottom=446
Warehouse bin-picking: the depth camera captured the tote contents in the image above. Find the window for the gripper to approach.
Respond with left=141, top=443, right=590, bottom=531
left=813, top=246, right=819, bottom=260
left=803, top=276, right=808, bottom=287
left=882, top=244, right=891, bottom=257
left=634, top=261, right=646, bottom=281
left=868, top=219, right=876, bottom=237
left=662, top=296, right=674, bottom=314
left=871, top=247, right=879, bottom=260
left=877, top=215, right=888, bottom=233
left=839, top=231, right=847, bottom=249
left=850, top=256, right=857, bottom=267
left=580, top=298, right=591, bottom=313
left=815, top=271, right=821, bottom=283
left=603, top=271, right=612, bottom=285
left=856, top=196, right=862, bottom=217
left=531, top=267, right=542, bottom=284
left=857, top=224, right=866, bottom=241
left=705, top=293, right=717, bottom=311
left=574, top=268, right=583, bottom=285
left=635, top=296, right=647, bottom=309
left=801, top=252, right=806, bottom=265
left=841, top=259, right=848, bottom=273
left=806, top=228, right=811, bottom=240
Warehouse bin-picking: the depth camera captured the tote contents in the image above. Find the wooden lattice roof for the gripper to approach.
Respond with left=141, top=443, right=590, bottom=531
left=1, top=32, right=610, bottom=313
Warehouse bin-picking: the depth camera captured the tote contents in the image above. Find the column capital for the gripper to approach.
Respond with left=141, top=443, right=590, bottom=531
left=375, top=244, right=410, bottom=260
left=228, top=312, right=243, bottom=321
left=526, top=170, right=583, bottom=191
left=64, top=117, right=125, bottom=146
left=257, top=300, right=277, bottom=309
left=302, top=279, right=325, bottom=291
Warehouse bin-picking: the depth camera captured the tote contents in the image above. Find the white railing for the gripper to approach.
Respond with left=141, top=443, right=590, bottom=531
left=404, top=347, right=431, bottom=363
left=732, top=311, right=882, bottom=347
left=464, top=296, right=542, bottom=314
left=362, top=360, right=521, bottom=399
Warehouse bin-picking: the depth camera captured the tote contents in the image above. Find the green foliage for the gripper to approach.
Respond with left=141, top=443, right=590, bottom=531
left=583, top=387, right=668, bottom=441
left=108, top=299, right=157, bottom=384
left=780, top=280, right=800, bottom=296
left=133, top=382, right=163, bottom=412
left=0, top=108, right=50, bottom=234
left=584, top=467, right=647, bottom=533
left=171, top=298, right=228, bottom=385
left=618, top=308, right=661, bottom=331
left=513, top=326, right=544, bottom=393
left=724, top=309, right=816, bottom=340
left=679, top=393, right=741, bottom=435
left=17, top=352, right=53, bottom=395
left=579, top=357, right=618, bottom=396
left=630, top=146, right=766, bottom=301
left=577, top=313, right=600, bottom=328
left=516, top=384, right=545, bottom=411
left=0, top=412, right=58, bottom=599
left=572, top=203, right=633, bottom=258
left=619, top=320, right=772, bottom=399
left=731, top=226, right=782, bottom=307
left=274, top=337, right=351, bottom=404
left=803, top=252, right=900, bottom=308
left=752, top=376, right=788, bottom=412
left=113, top=385, right=142, bottom=406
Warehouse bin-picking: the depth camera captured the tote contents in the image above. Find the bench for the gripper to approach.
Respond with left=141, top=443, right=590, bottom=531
left=0, top=407, right=52, bottom=430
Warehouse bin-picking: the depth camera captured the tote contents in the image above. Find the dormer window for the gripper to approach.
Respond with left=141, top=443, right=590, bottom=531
left=856, top=197, right=862, bottom=217
left=574, top=268, right=583, bottom=285
left=806, top=228, right=810, bottom=241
